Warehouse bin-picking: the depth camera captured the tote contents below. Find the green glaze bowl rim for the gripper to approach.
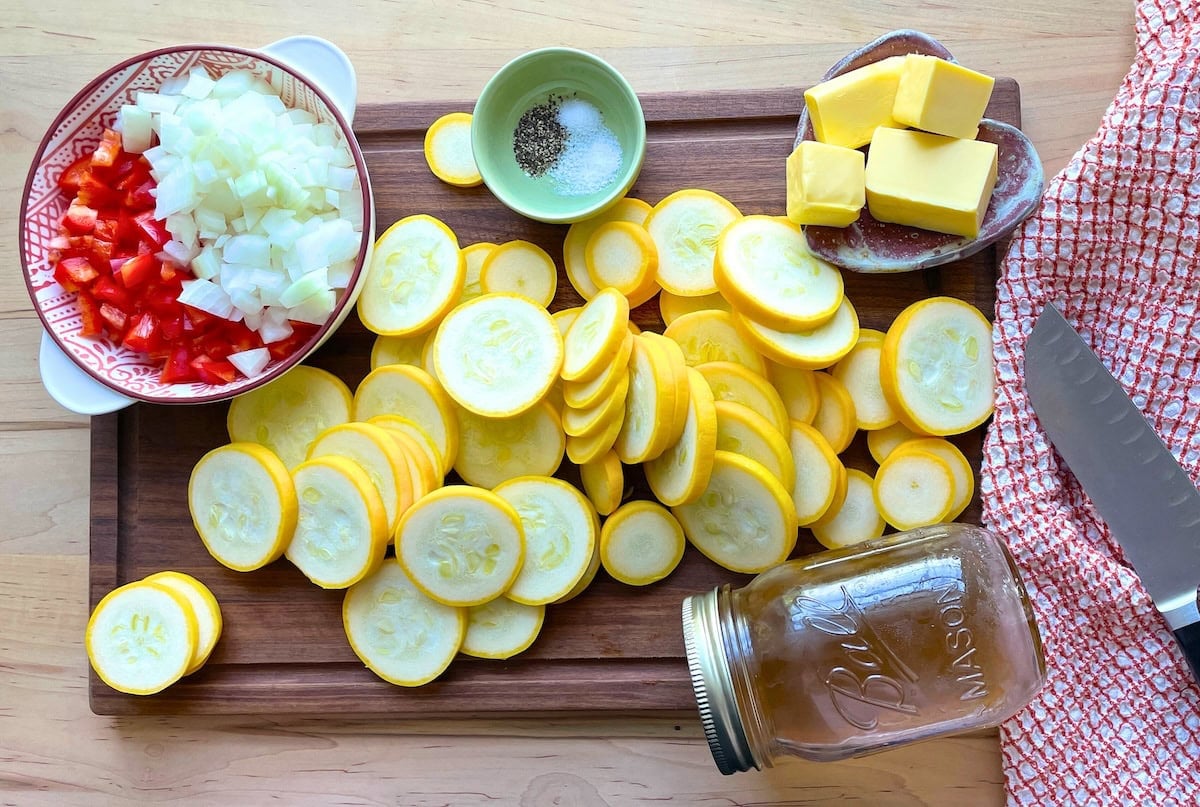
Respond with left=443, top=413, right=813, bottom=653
left=471, top=46, right=647, bottom=224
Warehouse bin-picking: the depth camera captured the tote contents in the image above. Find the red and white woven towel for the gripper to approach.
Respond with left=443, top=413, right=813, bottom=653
left=983, top=0, right=1200, bottom=802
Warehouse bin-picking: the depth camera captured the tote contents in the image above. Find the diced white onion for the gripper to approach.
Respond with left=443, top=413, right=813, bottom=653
left=161, top=239, right=199, bottom=266
left=279, top=267, right=329, bottom=308
left=177, top=278, right=233, bottom=319
left=180, top=67, right=215, bottom=100
left=117, top=105, right=154, bottom=153
left=131, top=69, right=362, bottom=346
left=228, top=347, right=271, bottom=377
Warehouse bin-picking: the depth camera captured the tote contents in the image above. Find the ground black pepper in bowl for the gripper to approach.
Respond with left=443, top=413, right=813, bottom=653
left=513, top=95, right=566, bottom=177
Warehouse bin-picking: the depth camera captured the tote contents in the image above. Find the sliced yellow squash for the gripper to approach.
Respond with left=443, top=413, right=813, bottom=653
left=561, top=286, right=630, bottom=383
left=714, top=215, right=843, bottom=331
left=579, top=449, right=625, bottom=516
left=879, top=296, right=995, bottom=436
left=189, top=442, right=298, bottom=572
left=86, top=580, right=199, bottom=695
left=712, top=400, right=796, bottom=492
left=424, top=111, right=482, bottom=187
left=433, top=292, right=563, bottom=418
left=493, top=476, right=598, bottom=606
left=357, top=214, right=464, bottom=336
left=287, top=455, right=390, bottom=589
left=395, top=485, right=525, bottom=607
left=812, top=371, right=858, bottom=454
left=663, top=308, right=767, bottom=376
left=695, top=360, right=789, bottom=439
left=307, top=421, right=414, bottom=533
left=141, top=571, right=223, bottom=675
left=873, top=447, right=956, bottom=530
left=811, top=468, right=886, bottom=550
left=563, top=197, right=653, bottom=300
left=645, top=189, right=742, bottom=296
left=600, top=500, right=686, bottom=585
left=479, top=239, right=558, bottom=307
left=342, top=561, right=464, bottom=686
left=768, top=362, right=820, bottom=424
left=226, top=365, right=352, bottom=470
left=734, top=297, right=860, bottom=370
left=452, top=399, right=565, bottom=489
left=644, top=366, right=719, bottom=507
left=461, top=596, right=545, bottom=660
left=353, top=364, right=459, bottom=471
left=659, top=290, right=731, bottom=326
left=787, top=420, right=844, bottom=527
left=672, top=451, right=798, bottom=574
left=832, top=336, right=898, bottom=430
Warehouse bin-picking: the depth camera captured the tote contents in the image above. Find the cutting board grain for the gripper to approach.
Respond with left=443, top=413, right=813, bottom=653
left=89, top=81, right=1019, bottom=715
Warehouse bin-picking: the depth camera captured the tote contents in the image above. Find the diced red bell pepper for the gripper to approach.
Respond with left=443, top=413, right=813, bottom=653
left=159, top=346, right=198, bottom=384
left=265, top=322, right=319, bottom=362
left=125, top=179, right=156, bottom=210
left=91, top=275, right=132, bottom=311
left=134, top=211, right=170, bottom=248
left=116, top=161, right=150, bottom=191
left=115, top=209, right=139, bottom=249
left=189, top=354, right=238, bottom=385
left=160, top=262, right=180, bottom=283
left=159, top=314, right=185, bottom=341
left=116, top=253, right=159, bottom=288
left=184, top=306, right=218, bottom=330
left=57, top=155, right=93, bottom=194
left=90, top=238, right=114, bottom=268
left=99, top=303, right=128, bottom=335
left=92, top=217, right=118, bottom=244
left=142, top=284, right=182, bottom=316
left=75, top=174, right=121, bottom=209
left=194, top=331, right=235, bottom=361
left=54, top=264, right=82, bottom=293
left=78, top=292, right=103, bottom=337
left=91, top=129, right=123, bottom=169
left=224, top=321, right=262, bottom=354
left=57, top=256, right=100, bottom=286
left=62, top=203, right=98, bottom=235
left=107, top=152, right=141, bottom=180
left=121, top=311, right=162, bottom=354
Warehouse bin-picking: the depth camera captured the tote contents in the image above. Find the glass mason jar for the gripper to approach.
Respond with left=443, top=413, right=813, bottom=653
left=681, top=523, right=1045, bottom=774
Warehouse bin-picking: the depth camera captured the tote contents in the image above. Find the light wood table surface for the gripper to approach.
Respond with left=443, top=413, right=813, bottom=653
left=1, top=3, right=1133, bottom=804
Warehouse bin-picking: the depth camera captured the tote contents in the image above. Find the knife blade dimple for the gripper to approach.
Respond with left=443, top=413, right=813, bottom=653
left=1056, top=343, right=1082, bottom=366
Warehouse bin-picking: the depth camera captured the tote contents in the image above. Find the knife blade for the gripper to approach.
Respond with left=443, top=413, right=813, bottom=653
left=1025, top=302, right=1200, bottom=681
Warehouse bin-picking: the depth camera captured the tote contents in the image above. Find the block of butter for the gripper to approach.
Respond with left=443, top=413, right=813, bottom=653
left=865, top=127, right=998, bottom=238
left=786, top=141, right=866, bottom=227
left=803, top=56, right=905, bottom=149
left=892, top=54, right=995, bottom=139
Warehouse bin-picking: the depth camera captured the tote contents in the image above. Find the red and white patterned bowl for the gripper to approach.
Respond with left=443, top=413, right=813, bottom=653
left=19, top=44, right=374, bottom=406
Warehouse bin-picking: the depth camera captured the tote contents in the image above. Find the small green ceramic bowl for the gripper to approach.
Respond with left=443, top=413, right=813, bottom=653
left=472, top=47, right=646, bottom=224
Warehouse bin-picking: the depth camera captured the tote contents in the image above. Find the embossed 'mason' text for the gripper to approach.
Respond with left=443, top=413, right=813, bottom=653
left=936, top=579, right=989, bottom=701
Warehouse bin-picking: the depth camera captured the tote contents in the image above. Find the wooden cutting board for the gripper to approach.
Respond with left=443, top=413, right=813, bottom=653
left=89, top=81, right=1020, bottom=716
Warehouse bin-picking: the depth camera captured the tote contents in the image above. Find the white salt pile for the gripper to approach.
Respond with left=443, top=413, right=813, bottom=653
left=549, top=98, right=622, bottom=197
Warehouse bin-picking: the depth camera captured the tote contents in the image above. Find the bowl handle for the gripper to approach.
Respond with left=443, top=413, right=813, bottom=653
left=39, top=332, right=135, bottom=416
left=260, top=36, right=358, bottom=123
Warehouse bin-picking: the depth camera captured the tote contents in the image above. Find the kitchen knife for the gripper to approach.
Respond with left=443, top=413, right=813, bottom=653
left=1025, top=302, right=1200, bottom=681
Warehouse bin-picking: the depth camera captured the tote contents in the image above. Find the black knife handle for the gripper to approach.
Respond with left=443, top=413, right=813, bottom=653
left=1175, top=622, right=1200, bottom=683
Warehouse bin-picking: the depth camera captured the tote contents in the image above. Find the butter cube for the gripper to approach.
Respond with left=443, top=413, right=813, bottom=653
left=803, top=56, right=905, bottom=149
left=786, top=141, right=866, bottom=227
left=865, top=127, right=998, bottom=238
left=892, top=55, right=995, bottom=139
